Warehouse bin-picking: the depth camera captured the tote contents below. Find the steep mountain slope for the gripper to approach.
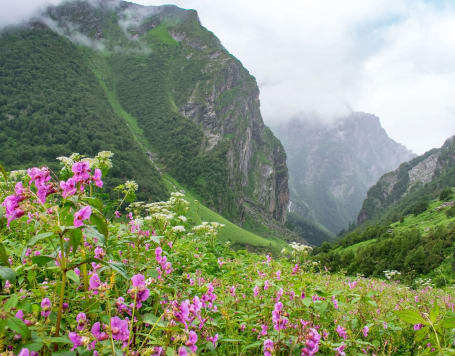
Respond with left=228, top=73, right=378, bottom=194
left=358, top=135, right=455, bottom=224
left=0, top=0, right=289, bottom=233
left=273, top=112, right=415, bottom=234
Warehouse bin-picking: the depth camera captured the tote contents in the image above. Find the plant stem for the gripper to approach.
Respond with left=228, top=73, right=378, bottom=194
left=127, top=291, right=138, bottom=354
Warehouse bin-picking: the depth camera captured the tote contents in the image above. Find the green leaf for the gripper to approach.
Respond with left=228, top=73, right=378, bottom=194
left=7, top=317, right=31, bottom=339
left=21, top=342, right=44, bottom=352
left=27, top=232, right=55, bottom=247
left=82, top=197, right=103, bottom=212
left=68, top=258, right=128, bottom=279
left=31, top=255, right=54, bottom=267
left=89, top=212, right=108, bottom=239
left=0, top=242, right=9, bottom=266
left=441, top=314, right=455, bottom=329
left=67, top=270, right=80, bottom=285
left=0, top=163, right=8, bottom=182
left=415, top=326, right=430, bottom=342
left=430, top=304, right=440, bottom=323
left=68, top=228, right=82, bottom=252
left=4, top=294, right=18, bottom=311
left=0, top=266, right=16, bottom=282
left=395, top=310, right=428, bottom=325
left=241, top=341, right=263, bottom=353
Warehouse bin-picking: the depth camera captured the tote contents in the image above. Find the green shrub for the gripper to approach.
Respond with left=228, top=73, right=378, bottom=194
left=439, top=187, right=453, bottom=201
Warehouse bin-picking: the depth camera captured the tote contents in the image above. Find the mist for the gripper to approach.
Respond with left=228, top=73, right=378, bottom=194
left=3, top=0, right=455, bottom=154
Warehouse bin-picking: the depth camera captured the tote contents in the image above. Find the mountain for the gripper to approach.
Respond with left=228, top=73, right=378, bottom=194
left=0, top=0, right=289, bottom=232
left=272, top=112, right=415, bottom=234
left=358, top=135, right=455, bottom=225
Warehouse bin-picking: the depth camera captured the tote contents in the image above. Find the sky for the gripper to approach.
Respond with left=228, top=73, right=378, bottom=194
left=2, top=0, right=455, bottom=154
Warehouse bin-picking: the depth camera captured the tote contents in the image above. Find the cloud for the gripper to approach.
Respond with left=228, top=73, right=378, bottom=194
left=2, top=0, right=455, bottom=153
left=135, top=0, right=455, bottom=154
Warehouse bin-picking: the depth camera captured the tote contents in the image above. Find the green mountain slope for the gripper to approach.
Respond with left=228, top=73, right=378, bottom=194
left=0, top=0, right=295, bottom=244
left=0, top=25, right=167, bottom=201
left=315, top=187, right=455, bottom=285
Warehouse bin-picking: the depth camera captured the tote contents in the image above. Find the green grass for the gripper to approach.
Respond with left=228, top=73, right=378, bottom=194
left=332, top=238, right=377, bottom=253
left=162, top=175, right=287, bottom=253
left=144, top=24, right=179, bottom=47
left=390, top=197, right=455, bottom=234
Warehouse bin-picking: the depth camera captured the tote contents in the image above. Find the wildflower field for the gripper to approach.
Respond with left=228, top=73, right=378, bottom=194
left=1, top=153, right=455, bottom=355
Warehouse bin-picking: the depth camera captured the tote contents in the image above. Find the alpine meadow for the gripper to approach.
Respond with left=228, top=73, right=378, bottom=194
left=1, top=1, right=455, bottom=356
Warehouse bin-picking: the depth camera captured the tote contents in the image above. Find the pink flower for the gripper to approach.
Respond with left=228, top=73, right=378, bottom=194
left=208, top=334, right=219, bottom=348
left=178, top=347, right=188, bottom=356
left=362, top=326, right=369, bottom=337
left=60, top=177, right=77, bottom=198
left=336, top=325, right=347, bottom=340
left=68, top=332, right=82, bottom=350
left=229, top=285, right=236, bottom=297
left=185, top=330, right=198, bottom=352
left=264, top=339, right=274, bottom=356
left=276, top=270, right=281, bottom=280
left=89, top=273, right=101, bottom=294
left=110, top=316, right=129, bottom=342
left=74, top=206, right=92, bottom=227
left=260, top=324, right=268, bottom=336
left=76, top=312, right=87, bottom=331
left=414, top=324, right=423, bottom=330
left=40, top=298, right=51, bottom=318
left=72, top=162, right=91, bottom=182
left=92, top=322, right=109, bottom=341
left=128, top=274, right=150, bottom=308
left=17, top=349, right=38, bottom=356
left=94, top=246, right=105, bottom=259
left=264, top=280, right=270, bottom=290
left=114, top=210, right=121, bottom=218
left=301, top=328, right=321, bottom=356
left=253, top=285, right=260, bottom=297
left=92, top=169, right=103, bottom=188
left=335, top=343, right=346, bottom=356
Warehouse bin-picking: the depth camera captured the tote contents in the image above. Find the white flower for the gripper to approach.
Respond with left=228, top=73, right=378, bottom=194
left=178, top=215, right=187, bottom=222
left=172, top=226, right=185, bottom=233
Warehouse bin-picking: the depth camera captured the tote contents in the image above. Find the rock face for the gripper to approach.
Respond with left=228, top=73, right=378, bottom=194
left=272, top=112, right=415, bottom=234
left=22, top=0, right=289, bottom=225
left=358, top=135, right=455, bottom=224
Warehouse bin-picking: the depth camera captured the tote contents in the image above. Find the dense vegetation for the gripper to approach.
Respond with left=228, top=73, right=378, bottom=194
left=315, top=190, right=455, bottom=286
left=0, top=26, right=167, bottom=202
left=285, top=213, right=333, bottom=247
left=1, top=156, right=455, bottom=355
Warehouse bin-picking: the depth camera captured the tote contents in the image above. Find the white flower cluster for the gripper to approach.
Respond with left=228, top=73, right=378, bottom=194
left=125, top=180, right=139, bottom=192
left=289, top=242, right=313, bottom=254
left=172, top=225, right=185, bottom=233
left=414, top=277, right=433, bottom=288
left=383, top=270, right=401, bottom=280
left=57, top=151, right=114, bottom=171
left=8, top=170, right=26, bottom=181
left=192, top=221, right=225, bottom=236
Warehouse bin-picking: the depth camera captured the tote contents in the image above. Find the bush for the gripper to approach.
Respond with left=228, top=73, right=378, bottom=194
left=446, top=205, right=455, bottom=218
left=439, top=187, right=453, bottom=201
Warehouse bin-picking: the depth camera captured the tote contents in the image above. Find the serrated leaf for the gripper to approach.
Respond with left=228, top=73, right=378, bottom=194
left=31, top=255, right=54, bottom=267
left=430, top=304, right=440, bottom=323
left=67, top=270, right=80, bottom=285
left=0, top=266, right=16, bottom=282
left=27, top=232, right=54, bottom=247
left=4, top=294, right=18, bottom=311
left=395, top=310, right=427, bottom=325
left=7, top=317, right=31, bottom=339
left=21, top=342, right=44, bottom=352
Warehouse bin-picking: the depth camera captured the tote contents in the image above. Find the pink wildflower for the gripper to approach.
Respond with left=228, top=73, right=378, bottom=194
left=74, top=206, right=92, bottom=227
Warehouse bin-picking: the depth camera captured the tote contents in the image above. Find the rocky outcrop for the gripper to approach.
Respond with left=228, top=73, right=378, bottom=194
left=358, top=135, right=455, bottom=224
left=41, top=0, right=289, bottom=225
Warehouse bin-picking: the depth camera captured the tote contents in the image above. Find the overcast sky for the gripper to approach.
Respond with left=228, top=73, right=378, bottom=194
left=3, top=0, right=455, bottom=154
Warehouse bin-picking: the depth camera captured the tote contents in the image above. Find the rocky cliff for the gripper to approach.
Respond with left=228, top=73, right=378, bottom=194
left=273, top=112, right=415, bottom=233
left=1, top=0, right=289, bottom=226
left=358, top=135, right=455, bottom=224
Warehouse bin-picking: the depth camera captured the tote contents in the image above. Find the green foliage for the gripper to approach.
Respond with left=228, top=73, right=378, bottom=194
left=2, top=158, right=455, bottom=355
left=0, top=26, right=167, bottom=202
left=439, top=187, right=453, bottom=201
left=285, top=212, right=334, bottom=246
left=446, top=205, right=455, bottom=218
